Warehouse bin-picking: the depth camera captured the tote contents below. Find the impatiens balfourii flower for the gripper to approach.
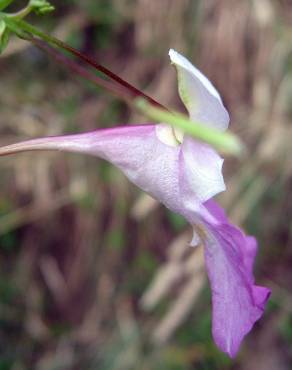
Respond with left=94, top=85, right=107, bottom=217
left=0, top=49, right=270, bottom=357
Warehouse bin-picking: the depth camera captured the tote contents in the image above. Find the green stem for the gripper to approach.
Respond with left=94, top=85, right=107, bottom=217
left=135, top=99, right=244, bottom=156
left=0, top=0, right=14, bottom=12
left=5, top=5, right=31, bottom=19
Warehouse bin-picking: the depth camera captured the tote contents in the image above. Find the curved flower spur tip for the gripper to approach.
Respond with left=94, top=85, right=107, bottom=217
left=202, top=200, right=270, bottom=357
left=0, top=133, right=94, bottom=156
left=169, top=49, right=230, bottom=131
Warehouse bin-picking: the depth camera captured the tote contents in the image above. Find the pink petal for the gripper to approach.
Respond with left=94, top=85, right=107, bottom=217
left=0, top=126, right=228, bottom=223
left=0, top=125, right=203, bottom=219
left=169, top=49, right=230, bottom=131
left=202, top=200, right=270, bottom=357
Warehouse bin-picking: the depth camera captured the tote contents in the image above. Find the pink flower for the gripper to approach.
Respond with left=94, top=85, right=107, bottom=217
left=0, top=49, right=270, bottom=357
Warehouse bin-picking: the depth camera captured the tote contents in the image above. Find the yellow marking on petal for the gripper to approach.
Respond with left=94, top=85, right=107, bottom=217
left=155, top=123, right=183, bottom=147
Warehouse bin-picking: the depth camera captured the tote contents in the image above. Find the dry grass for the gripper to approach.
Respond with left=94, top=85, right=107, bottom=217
left=0, top=0, right=291, bottom=369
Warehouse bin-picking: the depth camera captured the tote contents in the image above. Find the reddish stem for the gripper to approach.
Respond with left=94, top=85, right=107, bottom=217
left=55, top=39, right=166, bottom=109
left=30, top=37, right=138, bottom=105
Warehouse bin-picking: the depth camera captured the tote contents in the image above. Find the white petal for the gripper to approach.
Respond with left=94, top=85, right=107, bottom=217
left=155, top=123, right=180, bottom=147
left=179, top=137, right=226, bottom=207
left=190, top=229, right=200, bottom=247
left=169, top=49, right=230, bottom=131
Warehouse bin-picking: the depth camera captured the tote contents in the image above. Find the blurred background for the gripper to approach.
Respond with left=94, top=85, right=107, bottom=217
left=0, top=0, right=292, bottom=369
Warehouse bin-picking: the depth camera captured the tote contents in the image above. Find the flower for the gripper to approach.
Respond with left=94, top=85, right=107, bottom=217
left=0, top=49, right=270, bottom=357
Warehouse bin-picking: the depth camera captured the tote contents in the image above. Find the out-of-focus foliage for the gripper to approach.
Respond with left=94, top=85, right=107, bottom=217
left=0, top=0, right=291, bottom=369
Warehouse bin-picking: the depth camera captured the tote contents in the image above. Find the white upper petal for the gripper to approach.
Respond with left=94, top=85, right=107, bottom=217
left=169, top=49, right=230, bottom=131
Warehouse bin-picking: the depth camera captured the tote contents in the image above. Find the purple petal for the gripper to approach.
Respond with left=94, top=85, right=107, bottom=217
left=169, top=49, right=230, bottom=131
left=202, top=201, right=270, bottom=357
left=204, top=198, right=229, bottom=224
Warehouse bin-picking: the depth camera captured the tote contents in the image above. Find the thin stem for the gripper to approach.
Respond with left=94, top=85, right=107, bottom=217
left=135, top=99, right=244, bottom=155
left=5, top=6, right=31, bottom=19
left=30, top=36, right=134, bottom=105
left=4, top=16, right=166, bottom=110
